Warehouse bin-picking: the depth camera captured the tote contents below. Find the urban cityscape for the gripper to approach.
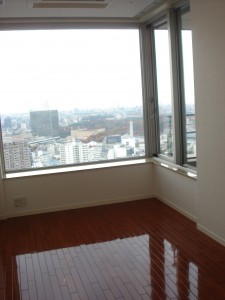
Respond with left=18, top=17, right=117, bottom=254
left=1, top=106, right=146, bottom=172
left=158, top=103, right=196, bottom=161
left=1, top=104, right=196, bottom=172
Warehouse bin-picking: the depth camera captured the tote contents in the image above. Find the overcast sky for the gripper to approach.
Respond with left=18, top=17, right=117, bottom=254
left=0, top=29, right=143, bottom=114
left=154, top=29, right=195, bottom=109
left=0, top=28, right=194, bottom=115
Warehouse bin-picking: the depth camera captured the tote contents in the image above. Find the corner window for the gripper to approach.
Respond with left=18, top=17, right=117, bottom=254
left=150, top=3, right=196, bottom=169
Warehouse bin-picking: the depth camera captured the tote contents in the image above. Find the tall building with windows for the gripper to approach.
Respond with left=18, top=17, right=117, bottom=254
left=59, top=140, right=102, bottom=165
left=3, top=140, right=31, bottom=171
left=59, top=140, right=79, bottom=165
left=30, top=110, right=60, bottom=138
left=3, top=116, right=12, bottom=129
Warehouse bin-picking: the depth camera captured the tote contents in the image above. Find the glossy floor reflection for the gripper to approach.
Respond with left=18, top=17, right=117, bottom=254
left=1, top=198, right=225, bottom=299
left=16, top=236, right=152, bottom=299
left=15, top=236, right=200, bottom=300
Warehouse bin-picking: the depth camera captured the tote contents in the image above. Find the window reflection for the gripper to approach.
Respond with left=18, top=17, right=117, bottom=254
left=13, top=234, right=200, bottom=299
left=163, top=239, right=199, bottom=299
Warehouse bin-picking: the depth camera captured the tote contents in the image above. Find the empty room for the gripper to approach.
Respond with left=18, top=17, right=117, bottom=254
left=1, top=0, right=225, bottom=299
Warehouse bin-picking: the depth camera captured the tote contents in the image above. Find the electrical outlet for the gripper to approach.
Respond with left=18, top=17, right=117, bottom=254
left=13, top=197, right=28, bottom=208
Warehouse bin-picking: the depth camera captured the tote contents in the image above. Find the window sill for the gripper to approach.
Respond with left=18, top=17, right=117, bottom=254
left=152, top=157, right=197, bottom=180
left=4, top=158, right=152, bottom=179
left=3, top=157, right=196, bottom=180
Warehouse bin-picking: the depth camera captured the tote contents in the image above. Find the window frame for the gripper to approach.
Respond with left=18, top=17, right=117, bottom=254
left=150, top=15, right=176, bottom=163
left=0, top=23, right=149, bottom=177
left=176, top=4, right=196, bottom=168
left=147, top=0, right=196, bottom=170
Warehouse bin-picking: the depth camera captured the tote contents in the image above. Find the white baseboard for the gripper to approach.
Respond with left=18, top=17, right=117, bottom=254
left=156, top=194, right=197, bottom=222
left=197, top=224, right=225, bottom=247
left=6, top=193, right=155, bottom=218
left=157, top=194, right=225, bottom=247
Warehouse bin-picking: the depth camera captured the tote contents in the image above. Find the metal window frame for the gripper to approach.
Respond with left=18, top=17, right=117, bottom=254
left=149, top=14, right=176, bottom=163
left=0, top=117, right=6, bottom=178
left=139, top=24, right=154, bottom=158
left=168, top=8, right=183, bottom=165
left=176, top=3, right=197, bottom=169
left=146, top=0, right=196, bottom=169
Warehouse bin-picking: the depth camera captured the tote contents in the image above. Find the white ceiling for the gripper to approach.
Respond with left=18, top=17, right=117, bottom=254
left=0, top=0, right=166, bottom=20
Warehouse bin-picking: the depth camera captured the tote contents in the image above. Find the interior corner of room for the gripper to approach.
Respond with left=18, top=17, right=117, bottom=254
left=0, top=0, right=225, bottom=250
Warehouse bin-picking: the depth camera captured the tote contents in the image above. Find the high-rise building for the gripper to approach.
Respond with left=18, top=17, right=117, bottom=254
left=3, top=140, right=32, bottom=171
left=86, top=142, right=102, bottom=162
left=3, top=116, right=12, bottom=129
left=30, top=110, right=60, bottom=137
left=59, top=140, right=102, bottom=165
left=59, top=140, right=79, bottom=165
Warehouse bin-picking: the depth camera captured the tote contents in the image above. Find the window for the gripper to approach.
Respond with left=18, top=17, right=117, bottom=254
left=150, top=2, right=196, bottom=169
left=0, top=1, right=196, bottom=177
left=0, top=28, right=145, bottom=174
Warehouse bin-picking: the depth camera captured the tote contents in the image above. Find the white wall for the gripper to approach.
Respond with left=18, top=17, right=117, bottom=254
left=3, top=161, right=198, bottom=225
left=154, top=164, right=197, bottom=221
left=191, top=0, right=225, bottom=245
left=3, top=163, right=154, bottom=218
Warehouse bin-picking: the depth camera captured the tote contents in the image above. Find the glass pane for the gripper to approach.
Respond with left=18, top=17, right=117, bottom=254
left=154, top=23, right=174, bottom=158
left=0, top=29, right=145, bottom=173
left=180, top=11, right=196, bottom=167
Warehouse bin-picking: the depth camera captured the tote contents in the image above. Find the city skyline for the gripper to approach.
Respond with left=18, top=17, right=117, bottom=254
left=1, top=106, right=146, bottom=172
left=1, top=104, right=196, bottom=173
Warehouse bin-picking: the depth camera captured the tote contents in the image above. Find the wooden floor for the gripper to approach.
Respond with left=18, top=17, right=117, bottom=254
left=1, top=198, right=225, bottom=300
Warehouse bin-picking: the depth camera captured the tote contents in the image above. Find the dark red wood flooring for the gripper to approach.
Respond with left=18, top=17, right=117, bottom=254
left=1, top=198, right=225, bottom=299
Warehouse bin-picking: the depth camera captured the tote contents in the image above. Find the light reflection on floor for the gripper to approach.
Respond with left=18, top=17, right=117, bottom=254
left=15, top=235, right=198, bottom=299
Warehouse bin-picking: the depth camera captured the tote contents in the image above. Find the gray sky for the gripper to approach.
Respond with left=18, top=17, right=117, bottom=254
left=154, top=30, right=195, bottom=107
left=0, top=28, right=194, bottom=115
left=0, top=29, right=143, bottom=114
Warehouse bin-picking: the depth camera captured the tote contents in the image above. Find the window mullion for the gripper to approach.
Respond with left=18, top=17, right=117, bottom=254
left=176, top=5, right=196, bottom=169
left=168, top=9, right=183, bottom=165
left=139, top=25, right=153, bottom=158
left=0, top=118, right=6, bottom=178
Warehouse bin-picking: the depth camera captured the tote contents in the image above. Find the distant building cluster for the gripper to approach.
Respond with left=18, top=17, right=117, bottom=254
left=1, top=108, right=196, bottom=171
left=1, top=109, right=145, bottom=171
left=159, top=113, right=196, bottom=159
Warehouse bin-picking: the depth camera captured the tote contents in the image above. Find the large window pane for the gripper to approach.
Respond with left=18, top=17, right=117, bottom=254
left=154, top=22, right=174, bottom=158
left=179, top=10, right=196, bottom=167
left=0, top=29, right=145, bottom=173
